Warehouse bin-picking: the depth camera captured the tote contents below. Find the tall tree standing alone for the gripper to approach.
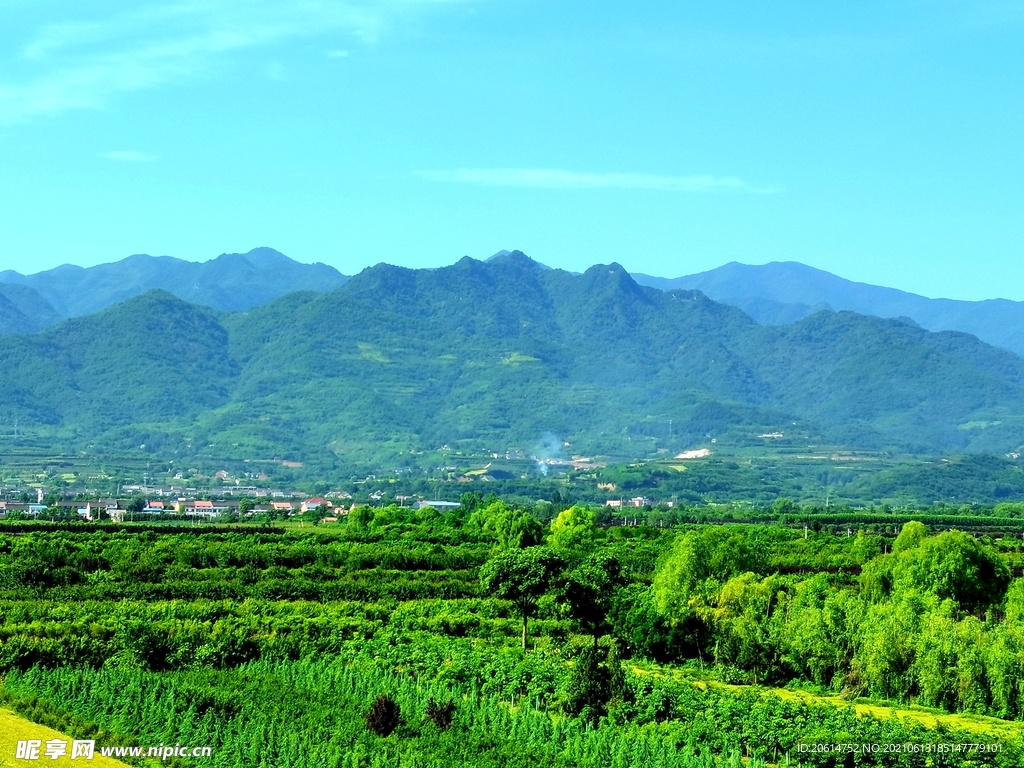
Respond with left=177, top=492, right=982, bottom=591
left=480, top=547, right=563, bottom=648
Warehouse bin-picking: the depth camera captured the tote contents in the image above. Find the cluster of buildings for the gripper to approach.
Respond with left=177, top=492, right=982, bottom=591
left=604, top=497, right=662, bottom=509
left=0, top=495, right=350, bottom=522
left=0, top=494, right=473, bottom=522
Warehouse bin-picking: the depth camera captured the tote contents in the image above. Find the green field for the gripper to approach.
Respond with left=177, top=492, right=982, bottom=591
left=2, top=501, right=1023, bottom=766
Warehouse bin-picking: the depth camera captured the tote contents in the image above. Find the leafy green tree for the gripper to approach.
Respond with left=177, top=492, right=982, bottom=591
left=296, top=503, right=326, bottom=524
left=952, top=614, right=988, bottom=713
left=480, top=547, right=563, bottom=648
left=459, top=491, right=483, bottom=514
left=468, top=500, right=507, bottom=535
left=559, top=554, right=624, bottom=647
left=910, top=602, right=959, bottom=710
left=984, top=619, right=1024, bottom=718
left=652, top=526, right=765, bottom=622
left=548, top=505, right=598, bottom=558
left=892, top=530, right=1010, bottom=613
left=238, top=498, right=255, bottom=516
left=563, top=645, right=609, bottom=722
left=608, top=584, right=690, bottom=662
left=710, top=572, right=787, bottom=683
left=563, top=640, right=630, bottom=723
left=771, top=497, right=798, bottom=516
left=496, top=509, right=544, bottom=549
left=994, top=502, right=1024, bottom=518
left=1004, top=579, right=1024, bottom=624
left=606, top=641, right=628, bottom=706
left=548, top=488, right=572, bottom=514
left=347, top=505, right=374, bottom=530
left=849, top=530, right=883, bottom=564
left=859, top=553, right=896, bottom=602
left=469, top=501, right=544, bottom=548
left=893, top=520, right=927, bottom=553
left=780, top=578, right=865, bottom=688
left=855, top=594, right=925, bottom=701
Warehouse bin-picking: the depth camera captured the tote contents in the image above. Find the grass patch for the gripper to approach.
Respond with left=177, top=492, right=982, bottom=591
left=357, top=343, right=390, bottom=364
left=630, top=661, right=1024, bottom=743
left=501, top=352, right=540, bottom=365
left=0, top=709, right=132, bottom=768
left=959, top=420, right=1003, bottom=431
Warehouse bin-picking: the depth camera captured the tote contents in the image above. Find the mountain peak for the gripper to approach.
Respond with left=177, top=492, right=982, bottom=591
left=486, top=250, right=554, bottom=270
left=487, top=249, right=533, bottom=265
left=236, top=247, right=292, bottom=268
left=581, top=261, right=637, bottom=284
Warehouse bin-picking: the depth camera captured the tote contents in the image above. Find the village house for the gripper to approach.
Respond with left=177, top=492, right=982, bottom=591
left=189, top=500, right=217, bottom=516
left=0, top=502, right=30, bottom=519
left=300, top=497, right=332, bottom=513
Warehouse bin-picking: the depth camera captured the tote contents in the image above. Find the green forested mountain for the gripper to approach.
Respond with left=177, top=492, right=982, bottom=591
left=0, top=247, right=348, bottom=330
left=0, top=291, right=234, bottom=432
left=2, top=252, right=1024, bottom=467
left=633, top=260, right=1024, bottom=358
left=0, top=283, right=61, bottom=336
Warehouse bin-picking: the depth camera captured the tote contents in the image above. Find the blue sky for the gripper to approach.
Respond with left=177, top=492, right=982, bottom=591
left=1, top=1, right=1022, bottom=300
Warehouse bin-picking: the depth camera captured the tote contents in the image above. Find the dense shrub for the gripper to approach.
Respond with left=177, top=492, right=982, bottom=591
left=424, top=698, right=455, bottom=730
left=365, top=694, right=402, bottom=737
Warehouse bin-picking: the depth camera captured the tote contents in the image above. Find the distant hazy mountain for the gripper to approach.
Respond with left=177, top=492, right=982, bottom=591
left=2, top=251, right=1024, bottom=468
left=632, top=261, right=1024, bottom=358
left=0, top=283, right=62, bottom=335
left=0, top=247, right=349, bottom=332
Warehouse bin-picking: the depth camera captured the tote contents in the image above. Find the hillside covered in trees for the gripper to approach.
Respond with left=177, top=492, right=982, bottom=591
left=1, top=252, right=1024, bottom=470
left=633, top=260, right=1024, bottom=359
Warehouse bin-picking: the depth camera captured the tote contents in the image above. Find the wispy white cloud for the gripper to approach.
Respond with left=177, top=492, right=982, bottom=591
left=416, top=167, right=779, bottom=193
left=99, top=150, right=156, bottom=162
left=0, top=0, right=468, bottom=124
left=327, top=49, right=351, bottom=58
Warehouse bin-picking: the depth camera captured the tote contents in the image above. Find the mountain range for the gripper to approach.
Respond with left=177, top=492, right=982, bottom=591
left=5, top=251, right=1024, bottom=366
left=1, top=251, right=1023, bottom=472
left=0, top=247, right=348, bottom=334
left=632, top=261, right=1024, bottom=359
